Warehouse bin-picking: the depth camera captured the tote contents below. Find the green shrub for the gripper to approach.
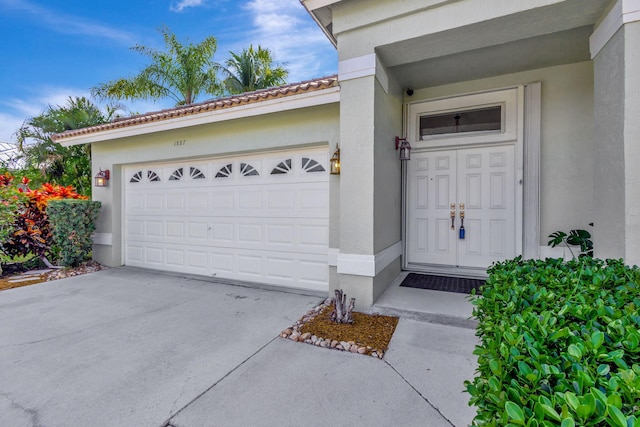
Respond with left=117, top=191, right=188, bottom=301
left=466, top=257, right=640, bottom=427
left=47, top=199, right=101, bottom=267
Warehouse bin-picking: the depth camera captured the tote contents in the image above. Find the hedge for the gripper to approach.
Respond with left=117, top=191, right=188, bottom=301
left=47, top=199, right=101, bottom=267
left=466, top=257, right=640, bottom=427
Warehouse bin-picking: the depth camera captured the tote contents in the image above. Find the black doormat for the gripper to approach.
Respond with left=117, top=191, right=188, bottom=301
left=399, top=273, right=484, bottom=294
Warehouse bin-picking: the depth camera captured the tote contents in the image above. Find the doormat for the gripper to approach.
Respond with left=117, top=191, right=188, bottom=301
left=399, top=273, right=484, bottom=294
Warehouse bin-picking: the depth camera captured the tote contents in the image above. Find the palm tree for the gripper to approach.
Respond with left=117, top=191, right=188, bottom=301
left=91, top=27, right=221, bottom=106
left=221, top=45, right=288, bottom=94
left=16, top=97, right=118, bottom=196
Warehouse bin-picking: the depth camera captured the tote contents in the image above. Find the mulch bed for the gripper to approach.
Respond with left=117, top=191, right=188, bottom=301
left=281, top=298, right=399, bottom=359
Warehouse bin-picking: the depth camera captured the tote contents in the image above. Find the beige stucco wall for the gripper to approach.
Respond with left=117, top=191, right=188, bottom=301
left=91, top=102, right=340, bottom=267
left=408, top=61, right=595, bottom=246
left=594, top=21, right=640, bottom=264
left=332, top=0, right=591, bottom=61
left=373, top=74, right=403, bottom=254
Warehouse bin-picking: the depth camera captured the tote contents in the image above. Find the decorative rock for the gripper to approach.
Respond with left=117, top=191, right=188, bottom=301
left=284, top=329, right=292, bottom=335
left=304, top=339, right=312, bottom=344
left=320, top=341, right=329, bottom=348
left=301, top=332, right=311, bottom=340
left=349, top=345, right=358, bottom=353
left=331, top=340, right=339, bottom=348
left=357, top=347, right=367, bottom=354
left=340, top=341, right=350, bottom=352
left=371, top=352, right=378, bottom=358
left=336, top=345, right=343, bottom=351
left=311, top=335, right=318, bottom=343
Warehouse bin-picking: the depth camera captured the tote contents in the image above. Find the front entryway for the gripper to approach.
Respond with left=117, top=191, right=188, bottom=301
left=406, top=145, right=516, bottom=269
left=404, top=87, right=525, bottom=274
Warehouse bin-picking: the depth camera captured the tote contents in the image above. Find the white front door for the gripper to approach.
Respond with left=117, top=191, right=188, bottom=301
left=406, top=145, right=516, bottom=269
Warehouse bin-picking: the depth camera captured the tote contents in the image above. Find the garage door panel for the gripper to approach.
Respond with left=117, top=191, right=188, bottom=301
left=166, top=221, right=185, bottom=238
left=186, top=251, right=208, bottom=271
left=188, top=222, right=209, bottom=240
left=145, top=247, right=164, bottom=265
left=237, top=224, right=262, bottom=244
left=165, top=248, right=185, bottom=266
left=266, top=224, right=295, bottom=245
left=145, top=193, right=164, bottom=210
left=237, top=191, right=263, bottom=209
left=187, top=192, right=209, bottom=210
left=124, top=148, right=329, bottom=291
left=237, top=254, right=263, bottom=277
left=211, top=223, right=234, bottom=242
left=166, top=193, right=185, bottom=209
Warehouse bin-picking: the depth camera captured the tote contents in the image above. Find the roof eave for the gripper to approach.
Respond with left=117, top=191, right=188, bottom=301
left=56, top=86, right=340, bottom=146
left=300, top=0, right=339, bottom=47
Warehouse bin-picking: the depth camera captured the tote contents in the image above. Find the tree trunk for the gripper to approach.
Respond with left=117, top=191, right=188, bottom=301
left=330, top=289, right=355, bottom=324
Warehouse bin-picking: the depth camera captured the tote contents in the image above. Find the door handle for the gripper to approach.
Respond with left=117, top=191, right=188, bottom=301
left=459, top=203, right=465, bottom=239
left=450, top=203, right=456, bottom=230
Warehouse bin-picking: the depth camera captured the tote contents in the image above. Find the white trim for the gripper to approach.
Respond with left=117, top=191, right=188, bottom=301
left=59, top=88, right=340, bottom=146
left=337, top=253, right=375, bottom=276
left=523, top=82, right=542, bottom=259
left=590, top=0, right=640, bottom=58
left=336, top=241, right=402, bottom=277
left=92, top=233, right=112, bottom=246
left=374, top=241, right=402, bottom=274
left=339, top=53, right=377, bottom=82
left=338, top=53, right=389, bottom=92
left=328, top=247, right=339, bottom=266
left=301, top=0, right=342, bottom=11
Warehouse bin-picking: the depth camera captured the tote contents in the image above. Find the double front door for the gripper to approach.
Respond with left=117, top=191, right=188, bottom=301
left=406, top=145, right=516, bottom=269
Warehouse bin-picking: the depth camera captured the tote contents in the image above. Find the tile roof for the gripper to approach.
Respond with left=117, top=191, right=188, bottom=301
left=52, top=75, right=339, bottom=141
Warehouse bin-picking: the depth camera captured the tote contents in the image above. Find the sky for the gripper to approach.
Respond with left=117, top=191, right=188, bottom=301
left=0, top=0, right=337, bottom=144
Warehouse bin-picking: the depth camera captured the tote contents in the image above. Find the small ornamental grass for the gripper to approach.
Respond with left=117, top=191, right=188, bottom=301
left=466, top=257, right=640, bottom=427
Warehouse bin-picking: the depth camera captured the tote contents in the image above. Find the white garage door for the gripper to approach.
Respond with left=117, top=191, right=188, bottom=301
left=124, top=147, right=329, bottom=292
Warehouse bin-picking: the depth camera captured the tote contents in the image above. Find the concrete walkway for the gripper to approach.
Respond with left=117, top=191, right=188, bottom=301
left=0, top=268, right=478, bottom=427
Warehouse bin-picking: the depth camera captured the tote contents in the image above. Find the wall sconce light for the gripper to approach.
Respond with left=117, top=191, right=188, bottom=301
left=94, top=168, right=110, bottom=187
left=330, top=144, right=341, bottom=175
left=395, top=137, right=411, bottom=161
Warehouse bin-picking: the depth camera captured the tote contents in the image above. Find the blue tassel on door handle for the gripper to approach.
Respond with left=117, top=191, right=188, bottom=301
left=459, top=204, right=465, bottom=239
left=459, top=225, right=465, bottom=239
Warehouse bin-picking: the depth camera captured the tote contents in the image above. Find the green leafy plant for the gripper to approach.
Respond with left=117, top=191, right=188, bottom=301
left=2, top=182, right=86, bottom=267
left=548, top=227, right=593, bottom=258
left=466, top=257, right=640, bottom=427
left=47, top=199, right=101, bottom=267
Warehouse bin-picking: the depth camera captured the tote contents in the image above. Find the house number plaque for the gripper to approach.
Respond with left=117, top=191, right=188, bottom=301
left=173, top=139, right=186, bottom=146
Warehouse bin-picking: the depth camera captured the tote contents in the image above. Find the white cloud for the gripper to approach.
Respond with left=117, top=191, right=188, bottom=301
left=0, top=86, right=94, bottom=142
left=0, top=112, right=24, bottom=144
left=0, top=0, right=135, bottom=44
left=170, top=0, right=206, bottom=12
left=242, top=0, right=337, bottom=82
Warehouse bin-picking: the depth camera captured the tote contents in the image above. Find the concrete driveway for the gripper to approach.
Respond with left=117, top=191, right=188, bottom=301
left=0, top=268, right=478, bottom=427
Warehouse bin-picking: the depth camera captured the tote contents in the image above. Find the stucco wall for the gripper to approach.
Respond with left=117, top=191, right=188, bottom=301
left=332, top=0, right=586, bottom=61
left=338, top=76, right=375, bottom=255
left=623, top=21, right=640, bottom=265
left=593, top=28, right=625, bottom=259
left=373, top=74, right=403, bottom=253
left=91, top=103, right=340, bottom=267
left=408, top=61, right=595, bottom=245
